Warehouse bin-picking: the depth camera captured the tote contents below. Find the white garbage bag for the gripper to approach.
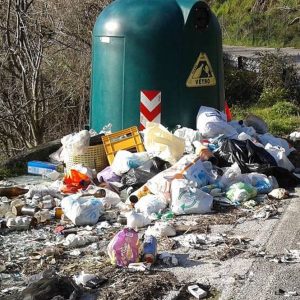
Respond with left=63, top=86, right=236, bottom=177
left=258, top=133, right=293, bottom=156
left=135, top=194, right=167, bottom=217
left=171, top=179, right=213, bottom=215
left=264, top=143, right=294, bottom=171
left=196, top=106, right=237, bottom=138
left=61, top=195, right=103, bottom=226
left=61, top=130, right=90, bottom=160
left=111, top=150, right=149, bottom=176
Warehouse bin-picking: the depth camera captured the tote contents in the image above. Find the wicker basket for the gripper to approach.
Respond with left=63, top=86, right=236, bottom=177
left=65, top=144, right=108, bottom=172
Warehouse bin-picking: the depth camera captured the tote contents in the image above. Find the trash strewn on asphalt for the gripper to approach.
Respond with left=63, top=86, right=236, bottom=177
left=1, top=106, right=300, bottom=299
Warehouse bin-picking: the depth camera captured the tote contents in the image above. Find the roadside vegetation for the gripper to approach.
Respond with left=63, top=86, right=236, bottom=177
left=209, top=0, right=300, bottom=47
left=225, top=51, right=300, bottom=136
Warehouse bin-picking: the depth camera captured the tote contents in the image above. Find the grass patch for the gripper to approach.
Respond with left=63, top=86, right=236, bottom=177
left=0, top=166, right=26, bottom=181
left=210, top=0, right=300, bottom=48
left=232, top=104, right=300, bottom=136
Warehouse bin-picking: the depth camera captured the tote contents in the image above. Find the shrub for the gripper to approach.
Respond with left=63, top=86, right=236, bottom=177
left=271, top=101, right=300, bottom=117
left=258, top=87, right=288, bottom=107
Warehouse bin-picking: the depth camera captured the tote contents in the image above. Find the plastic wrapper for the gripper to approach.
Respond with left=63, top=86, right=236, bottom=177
left=214, top=138, right=277, bottom=173
left=61, top=130, right=90, bottom=160
left=218, top=163, right=242, bottom=189
left=61, top=195, right=103, bottom=226
left=196, top=106, right=237, bottom=138
left=174, top=127, right=201, bottom=153
left=111, top=150, right=149, bottom=176
left=143, top=122, right=185, bottom=164
left=290, top=131, right=300, bottom=141
left=145, top=222, right=176, bottom=237
left=264, top=143, right=294, bottom=171
left=63, top=234, right=98, bottom=248
left=226, top=182, right=257, bottom=203
left=73, top=271, right=96, bottom=286
left=184, top=159, right=217, bottom=187
left=258, top=133, right=293, bottom=156
left=107, top=228, right=139, bottom=267
left=145, top=154, right=217, bottom=202
left=97, top=166, right=121, bottom=183
left=247, top=172, right=275, bottom=194
left=171, top=179, right=213, bottom=215
left=126, top=210, right=151, bottom=228
left=25, top=185, right=62, bottom=199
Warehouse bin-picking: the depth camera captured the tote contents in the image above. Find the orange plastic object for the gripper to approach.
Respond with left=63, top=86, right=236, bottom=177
left=101, top=126, right=145, bottom=165
left=62, top=169, right=91, bottom=194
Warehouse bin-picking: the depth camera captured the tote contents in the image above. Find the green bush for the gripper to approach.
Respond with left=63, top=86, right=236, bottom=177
left=258, top=87, right=288, bottom=107
left=271, top=101, right=300, bottom=116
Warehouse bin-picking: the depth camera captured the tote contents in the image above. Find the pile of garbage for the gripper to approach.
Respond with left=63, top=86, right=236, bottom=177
left=0, top=105, right=299, bottom=299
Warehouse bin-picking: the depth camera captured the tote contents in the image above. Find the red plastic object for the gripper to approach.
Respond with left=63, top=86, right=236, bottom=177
left=225, top=101, right=232, bottom=122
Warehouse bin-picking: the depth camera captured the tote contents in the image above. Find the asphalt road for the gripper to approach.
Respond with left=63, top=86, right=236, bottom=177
left=223, top=45, right=300, bottom=73
left=166, top=187, right=300, bottom=300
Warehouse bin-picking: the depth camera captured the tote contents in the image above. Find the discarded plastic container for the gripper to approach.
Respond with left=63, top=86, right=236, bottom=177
left=101, top=127, right=145, bottom=165
left=0, top=187, right=28, bottom=198
left=107, top=227, right=139, bottom=267
left=143, top=235, right=157, bottom=264
left=0, top=198, right=11, bottom=217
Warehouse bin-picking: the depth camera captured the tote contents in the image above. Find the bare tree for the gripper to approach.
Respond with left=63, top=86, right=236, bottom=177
left=0, top=0, right=110, bottom=159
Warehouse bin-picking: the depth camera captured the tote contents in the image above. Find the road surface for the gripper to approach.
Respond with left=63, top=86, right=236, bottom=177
left=224, top=45, right=300, bottom=73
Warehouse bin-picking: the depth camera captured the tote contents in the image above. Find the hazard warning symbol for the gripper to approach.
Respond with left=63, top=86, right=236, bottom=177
left=186, top=52, right=216, bottom=87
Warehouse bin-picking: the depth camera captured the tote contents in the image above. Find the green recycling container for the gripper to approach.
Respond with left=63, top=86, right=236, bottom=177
left=90, top=0, right=224, bottom=131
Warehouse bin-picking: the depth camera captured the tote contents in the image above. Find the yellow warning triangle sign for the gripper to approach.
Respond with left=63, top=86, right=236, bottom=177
left=186, top=52, right=216, bottom=87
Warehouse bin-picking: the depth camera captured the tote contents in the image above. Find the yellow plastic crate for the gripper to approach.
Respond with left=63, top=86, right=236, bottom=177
left=101, top=126, right=145, bottom=165
left=65, top=143, right=108, bottom=172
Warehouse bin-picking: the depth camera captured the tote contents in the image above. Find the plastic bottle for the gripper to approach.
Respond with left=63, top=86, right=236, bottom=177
left=0, top=197, right=11, bottom=217
left=0, top=187, right=28, bottom=198
left=143, top=235, right=157, bottom=264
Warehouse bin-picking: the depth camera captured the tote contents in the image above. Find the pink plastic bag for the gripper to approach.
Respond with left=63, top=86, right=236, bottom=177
left=107, top=228, right=139, bottom=267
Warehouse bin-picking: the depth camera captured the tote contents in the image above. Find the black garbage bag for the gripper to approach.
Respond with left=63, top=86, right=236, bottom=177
left=214, top=138, right=277, bottom=173
left=121, top=168, right=154, bottom=190
left=121, top=157, right=171, bottom=190
left=20, top=276, right=80, bottom=300
left=259, top=166, right=300, bottom=189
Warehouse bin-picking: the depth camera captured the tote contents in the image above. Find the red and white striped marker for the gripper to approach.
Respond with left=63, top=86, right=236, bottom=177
left=140, top=90, right=161, bottom=130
